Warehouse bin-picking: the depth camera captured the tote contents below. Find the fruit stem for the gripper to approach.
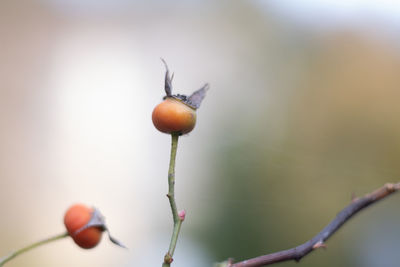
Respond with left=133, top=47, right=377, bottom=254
left=0, top=232, right=69, bottom=266
left=163, top=133, right=184, bottom=267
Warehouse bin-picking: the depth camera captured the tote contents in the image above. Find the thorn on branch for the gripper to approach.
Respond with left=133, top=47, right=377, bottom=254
left=351, top=192, right=358, bottom=203
left=385, top=183, right=395, bottom=192
left=312, top=241, right=327, bottom=250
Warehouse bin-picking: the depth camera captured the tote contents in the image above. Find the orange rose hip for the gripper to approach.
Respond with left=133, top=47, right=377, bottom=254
left=64, top=204, right=102, bottom=249
left=152, top=97, right=196, bottom=134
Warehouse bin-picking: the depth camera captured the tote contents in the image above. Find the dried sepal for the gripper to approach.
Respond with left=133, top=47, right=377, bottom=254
left=160, top=59, right=209, bottom=109
left=74, top=207, right=126, bottom=248
left=73, top=207, right=105, bottom=234
left=107, top=233, right=127, bottom=248
left=187, top=83, right=209, bottom=109
left=161, top=58, right=173, bottom=97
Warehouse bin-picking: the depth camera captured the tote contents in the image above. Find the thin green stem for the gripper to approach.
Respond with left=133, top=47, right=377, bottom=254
left=0, top=232, right=69, bottom=266
left=168, top=219, right=183, bottom=256
left=163, top=133, right=184, bottom=267
left=168, top=134, right=179, bottom=224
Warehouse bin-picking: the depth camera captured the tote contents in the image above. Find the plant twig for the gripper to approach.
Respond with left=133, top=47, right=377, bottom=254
left=163, top=133, right=184, bottom=266
left=228, top=182, right=400, bottom=267
left=0, top=232, right=69, bottom=266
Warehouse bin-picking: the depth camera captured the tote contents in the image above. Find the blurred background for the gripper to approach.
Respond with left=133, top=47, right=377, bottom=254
left=1, top=0, right=400, bottom=266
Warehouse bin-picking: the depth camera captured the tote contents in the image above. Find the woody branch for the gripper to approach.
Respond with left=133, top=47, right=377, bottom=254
left=228, top=182, right=400, bottom=267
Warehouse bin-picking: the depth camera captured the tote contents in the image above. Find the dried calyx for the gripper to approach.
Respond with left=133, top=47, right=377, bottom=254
left=74, top=207, right=126, bottom=248
left=161, top=58, right=209, bottom=109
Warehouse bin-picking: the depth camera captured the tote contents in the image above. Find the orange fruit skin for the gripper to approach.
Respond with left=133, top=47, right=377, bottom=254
left=152, top=98, right=196, bottom=134
left=64, top=204, right=102, bottom=249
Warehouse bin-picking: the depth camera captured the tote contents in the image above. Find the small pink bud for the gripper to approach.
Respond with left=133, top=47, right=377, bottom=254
left=178, top=210, right=186, bottom=221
